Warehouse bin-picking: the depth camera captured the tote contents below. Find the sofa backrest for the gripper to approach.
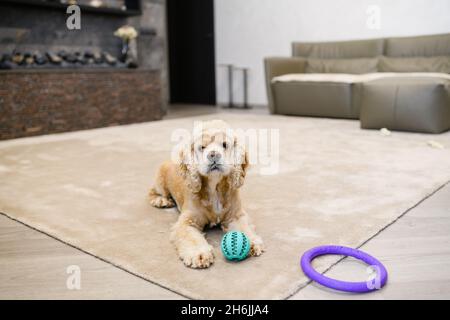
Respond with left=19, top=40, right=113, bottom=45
left=385, top=33, right=450, bottom=57
left=292, top=39, right=384, bottom=59
left=292, top=33, right=450, bottom=73
left=293, top=33, right=450, bottom=58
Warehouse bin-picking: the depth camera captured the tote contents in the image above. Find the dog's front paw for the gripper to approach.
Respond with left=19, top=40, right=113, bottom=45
left=150, top=196, right=176, bottom=208
left=250, top=238, right=264, bottom=257
left=180, top=245, right=215, bottom=269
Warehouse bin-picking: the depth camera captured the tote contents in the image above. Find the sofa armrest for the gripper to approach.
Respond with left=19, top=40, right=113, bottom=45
left=264, top=57, right=307, bottom=113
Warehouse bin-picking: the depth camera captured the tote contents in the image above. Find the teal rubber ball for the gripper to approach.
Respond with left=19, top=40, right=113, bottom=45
left=221, top=231, right=250, bottom=261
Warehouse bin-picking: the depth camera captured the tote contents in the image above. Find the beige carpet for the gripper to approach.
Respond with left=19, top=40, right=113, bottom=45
left=1, top=113, right=450, bottom=299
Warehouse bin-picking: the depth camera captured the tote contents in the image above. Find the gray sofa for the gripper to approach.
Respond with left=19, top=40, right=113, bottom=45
left=264, top=33, right=450, bottom=133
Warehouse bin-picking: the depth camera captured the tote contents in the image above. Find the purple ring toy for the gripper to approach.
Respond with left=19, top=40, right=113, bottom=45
left=300, top=245, right=388, bottom=293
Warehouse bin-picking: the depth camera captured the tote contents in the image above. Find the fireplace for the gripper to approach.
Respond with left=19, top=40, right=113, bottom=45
left=0, top=0, right=164, bottom=140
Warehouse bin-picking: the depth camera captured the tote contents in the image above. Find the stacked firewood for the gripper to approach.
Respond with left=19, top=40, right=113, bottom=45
left=0, top=50, right=136, bottom=69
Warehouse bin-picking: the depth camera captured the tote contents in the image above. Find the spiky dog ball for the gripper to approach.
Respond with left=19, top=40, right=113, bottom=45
left=221, top=231, right=250, bottom=261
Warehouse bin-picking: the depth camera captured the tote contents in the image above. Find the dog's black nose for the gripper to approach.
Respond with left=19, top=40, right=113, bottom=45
left=207, top=150, right=221, bottom=162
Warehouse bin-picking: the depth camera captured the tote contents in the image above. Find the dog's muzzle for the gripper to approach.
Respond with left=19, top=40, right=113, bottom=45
left=208, top=162, right=222, bottom=172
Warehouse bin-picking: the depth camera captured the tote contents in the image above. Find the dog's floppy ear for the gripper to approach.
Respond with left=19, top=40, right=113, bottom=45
left=178, top=142, right=202, bottom=193
left=229, top=138, right=249, bottom=189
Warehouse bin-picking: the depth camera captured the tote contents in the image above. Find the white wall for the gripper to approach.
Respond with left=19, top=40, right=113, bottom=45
left=214, top=0, right=450, bottom=106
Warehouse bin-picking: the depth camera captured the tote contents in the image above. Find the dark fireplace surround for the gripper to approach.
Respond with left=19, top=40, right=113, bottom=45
left=0, top=1, right=163, bottom=140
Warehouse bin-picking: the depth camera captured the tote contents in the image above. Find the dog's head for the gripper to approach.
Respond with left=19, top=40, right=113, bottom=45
left=178, top=120, right=248, bottom=193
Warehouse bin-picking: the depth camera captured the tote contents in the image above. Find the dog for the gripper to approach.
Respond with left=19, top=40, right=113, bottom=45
left=149, top=120, right=264, bottom=268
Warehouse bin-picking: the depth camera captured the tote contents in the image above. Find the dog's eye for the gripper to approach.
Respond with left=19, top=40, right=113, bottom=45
left=222, top=142, right=228, bottom=149
left=198, top=145, right=205, bottom=152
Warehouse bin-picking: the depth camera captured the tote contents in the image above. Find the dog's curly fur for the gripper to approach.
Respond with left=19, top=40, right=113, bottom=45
left=149, top=120, right=264, bottom=268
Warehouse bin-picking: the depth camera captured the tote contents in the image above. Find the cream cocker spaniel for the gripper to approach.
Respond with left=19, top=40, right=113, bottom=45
left=149, top=120, right=264, bottom=268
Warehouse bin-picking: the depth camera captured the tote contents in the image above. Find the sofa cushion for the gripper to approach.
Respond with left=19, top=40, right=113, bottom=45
left=292, top=39, right=384, bottom=58
left=360, top=76, right=450, bottom=133
left=272, top=73, right=362, bottom=83
left=378, top=56, right=450, bottom=73
left=305, top=58, right=379, bottom=74
left=271, top=75, right=361, bottom=119
left=385, top=33, right=450, bottom=57
left=271, top=73, right=450, bottom=120
left=272, top=72, right=450, bottom=83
